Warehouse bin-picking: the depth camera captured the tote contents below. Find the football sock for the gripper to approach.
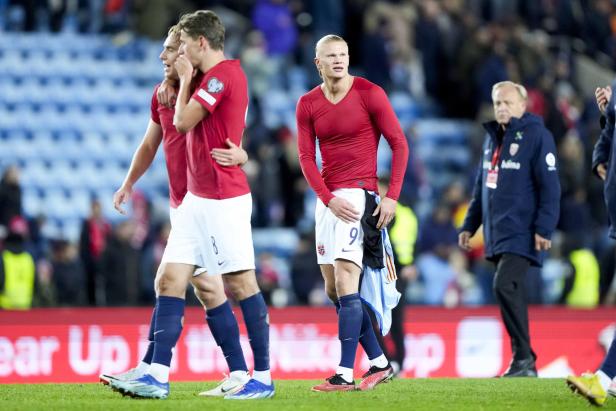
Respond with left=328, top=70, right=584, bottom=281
left=597, top=370, right=612, bottom=391
left=150, top=296, right=184, bottom=383
left=141, top=306, right=157, bottom=365
left=335, top=300, right=383, bottom=362
left=359, top=304, right=384, bottom=361
left=370, top=354, right=389, bottom=369
left=338, top=293, right=362, bottom=370
left=600, top=336, right=616, bottom=379
left=206, top=300, right=248, bottom=372
left=240, top=293, right=271, bottom=378
left=335, top=366, right=354, bottom=383
left=252, top=370, right=272, bottom=386
left=148, top=363, right=170, bottom=384
left=136, top=361, right=150, bottom=374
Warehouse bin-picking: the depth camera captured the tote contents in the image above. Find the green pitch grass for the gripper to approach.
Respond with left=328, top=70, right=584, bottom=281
left=0, top=378, right=612, bottom=411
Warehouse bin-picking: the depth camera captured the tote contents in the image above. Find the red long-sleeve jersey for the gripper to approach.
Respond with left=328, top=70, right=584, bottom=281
left=296, top=76, right=409, bottom=205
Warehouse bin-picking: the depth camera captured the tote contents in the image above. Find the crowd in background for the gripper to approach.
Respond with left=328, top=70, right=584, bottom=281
left=2, top=0, right=616, bottom=309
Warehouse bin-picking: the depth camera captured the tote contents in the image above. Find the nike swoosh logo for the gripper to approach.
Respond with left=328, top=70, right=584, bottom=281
left=217, top=261, right=225, bottom=266
left=341, top=249, right=354, bottom=252
left=153, top=330, right=165, bottom=335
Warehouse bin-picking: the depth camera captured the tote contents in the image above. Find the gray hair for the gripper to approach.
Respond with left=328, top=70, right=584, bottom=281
left=491, top=81, right=528, bottom=101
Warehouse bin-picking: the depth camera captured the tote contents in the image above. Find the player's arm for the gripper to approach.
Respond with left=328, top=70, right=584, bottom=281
left=173, top=55, right=208, bottom=133
left=593, top=87, right=614, bottom=180
left=296, top=98, right=359, bottom=223
left=113, top=120, right=163, bottom=214
left=211, top=138, right=248, bottom=166
left=366, top=85, right=409, bottom=228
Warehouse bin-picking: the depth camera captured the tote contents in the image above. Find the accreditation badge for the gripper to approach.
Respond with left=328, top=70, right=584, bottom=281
left=486, top=169, right=498, bottom=189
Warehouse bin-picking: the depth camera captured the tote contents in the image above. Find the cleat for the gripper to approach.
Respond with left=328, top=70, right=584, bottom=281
left=358, top=364, right=394, bottom=391
left=99, top=367, right=143, bottom=386
left=116, top=374, right=169, bottom=399
left=199, top=371, right=250, bottom=397
left=311, top=374, right=356, bottom=392
left=224, top=378, right=275, bottom=400
left=567, top=373, right=607, bottom=406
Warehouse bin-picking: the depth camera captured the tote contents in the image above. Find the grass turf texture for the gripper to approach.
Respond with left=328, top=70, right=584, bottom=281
left=1, top=378, right=612, bottom=410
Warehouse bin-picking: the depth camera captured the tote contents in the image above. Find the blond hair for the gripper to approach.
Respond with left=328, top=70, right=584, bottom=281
left=167, top=24, right=180, bottom=42
left=315, top=34, right=346, bottom=57
left=491, top=81, right=528, bottom=101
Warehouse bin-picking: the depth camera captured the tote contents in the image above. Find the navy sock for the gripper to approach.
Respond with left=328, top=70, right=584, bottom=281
left=142, top=305, right=157, bottom=364
left=601, top=334, right=616, bottom=379
left=359, top=304, right=384, bottom=360
left=239, top=293, right=270, bottom=371
left=151, top=296, right=184, bottom=367
left=338, top=293, right=362, bottom=369
left=335, top=300, right=383, bottom=360
left=206, top=301, right=248, bottom=372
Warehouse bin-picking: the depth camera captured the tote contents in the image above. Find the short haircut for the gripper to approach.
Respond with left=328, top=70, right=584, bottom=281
left=491, top=81, right=528, bottom=101
left=178, top=10, right=225, bottom=51
left=315, top=34, right=346, bottom=56
left=167, top=24, right=180, bottom=42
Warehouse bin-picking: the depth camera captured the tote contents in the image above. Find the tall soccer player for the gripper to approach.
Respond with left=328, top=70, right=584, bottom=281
left=120, top=10, right=273, bottom=400
left=102, top=25, right=253, bottom=398
left=296, top=34, right=409, bottom=391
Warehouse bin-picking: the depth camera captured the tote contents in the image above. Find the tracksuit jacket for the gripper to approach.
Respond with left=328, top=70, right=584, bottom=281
left=593, top=94, right=616, bottom=239
left=461, top=112, right=561, bottom=266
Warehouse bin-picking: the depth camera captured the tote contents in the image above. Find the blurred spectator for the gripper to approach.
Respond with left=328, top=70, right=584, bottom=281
left=0, top=165, right=22, bottom=232
left=50, top=239, right=86, bottom=306
left=79, top=199, right=111, bottom=306
left=290, top=230, right=320, bottom=304
left=251, top=0, right=298, bottom=57
left=0, top=216, right=35, bottom=309
left=99, top=220, right=139, bottom=306
left=255, top=252, right=280, bottom=305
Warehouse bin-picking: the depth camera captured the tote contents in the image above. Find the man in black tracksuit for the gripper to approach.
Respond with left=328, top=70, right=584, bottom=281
left=459, top=81, right=560, bottom=377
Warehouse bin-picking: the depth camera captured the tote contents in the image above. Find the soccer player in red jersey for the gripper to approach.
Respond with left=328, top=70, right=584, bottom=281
left=172, top=10, right=273, bottom=399
left=103, top=25, right=253, bottom=399
left=296, top=35, right=409, bottom=391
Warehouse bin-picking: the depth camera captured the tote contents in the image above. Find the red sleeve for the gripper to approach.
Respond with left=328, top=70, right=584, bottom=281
left=191, top=70, right=227, bottom=114
left=365, top=85, right=409, bottom=200
left=151, top=85, right=161, bottom=124
left=296, top=97, right=334, bottom=205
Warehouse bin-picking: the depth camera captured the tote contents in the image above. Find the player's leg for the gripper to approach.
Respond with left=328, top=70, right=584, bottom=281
left=567, top=333, right=616, bottom=406
left=190, top=273, right=250, bottom=396
left=99, top=306, right=156, bottom=385
left=195, top=193, right=274, bottom=399
left=319, top=263, right=390, bottom=389
left=223, top=269, right=274, bottom=399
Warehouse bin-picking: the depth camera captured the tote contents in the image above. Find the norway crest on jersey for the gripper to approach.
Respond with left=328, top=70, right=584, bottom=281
left=509, top=143, right=519, bottom=156
left=317, top=243, right=325, bottom=256
left=207, top=77, right=224, bottom=93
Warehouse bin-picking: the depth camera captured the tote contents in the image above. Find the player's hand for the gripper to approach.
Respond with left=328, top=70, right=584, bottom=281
left=596, top=86, right=612, bottom=114
left=400, top=265, right=418, bottom=281
left=373, top=196, right=396, bottom=229
left=211, top=139, right=248, bottom=166
left=328, top=196, right=361, bottom=223
left=174, top=55, right=196, bottom=83
left=113, top=185, right=132, bottom=215
left=597, top=163, right=608, bottom=181
left=157, top=79, right=177, bottom=108
left=534, top=233, right=551, bottom=251
left=458, top=231, right=472, bottom=251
